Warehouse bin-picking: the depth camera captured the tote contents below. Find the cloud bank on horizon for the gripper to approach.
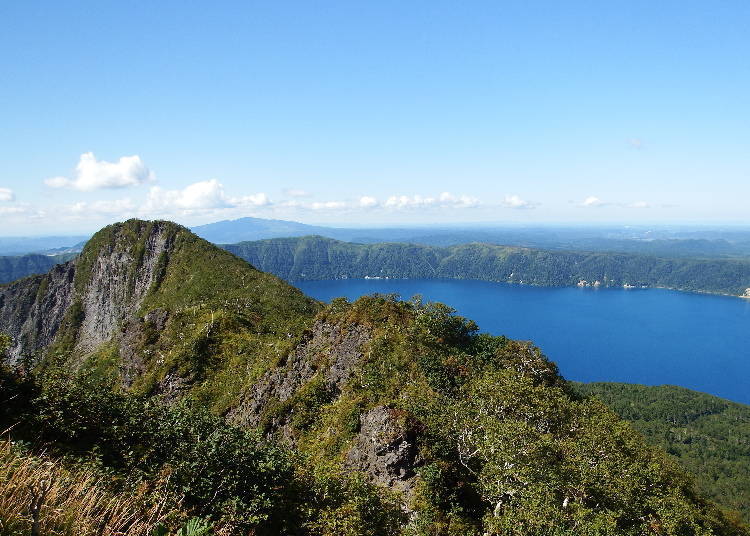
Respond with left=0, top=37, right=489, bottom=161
left=0, top=152, right=670, bottom=232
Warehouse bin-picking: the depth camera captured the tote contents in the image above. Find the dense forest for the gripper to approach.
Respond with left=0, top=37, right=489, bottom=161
left=575, top=382, right=750, bottom=524
left=0, top=220, right=746, bottom=535
left=223, top=236, right=750, bottom=296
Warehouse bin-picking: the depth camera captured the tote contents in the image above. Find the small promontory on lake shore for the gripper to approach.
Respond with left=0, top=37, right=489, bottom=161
left=1, top=219, right=748, bottom=535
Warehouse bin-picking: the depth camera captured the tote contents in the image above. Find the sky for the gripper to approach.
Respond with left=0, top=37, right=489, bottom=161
left=0, top=1, right=748, bottom=235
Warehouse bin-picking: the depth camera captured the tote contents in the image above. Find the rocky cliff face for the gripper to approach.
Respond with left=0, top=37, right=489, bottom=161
left=0, top=261, right=76, bottom=363
left=345, top=406, right=423, bottom=498
left=0, top=220, right=174, bottom=366
left=73, top=221, right=173, bottom=355
left=228, top=316, right=426, bottom=505
left=229, top=319, right=372, bottom=431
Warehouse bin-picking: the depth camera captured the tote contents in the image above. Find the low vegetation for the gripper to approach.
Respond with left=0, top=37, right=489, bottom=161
left=0, top=439, right=175, bottom=536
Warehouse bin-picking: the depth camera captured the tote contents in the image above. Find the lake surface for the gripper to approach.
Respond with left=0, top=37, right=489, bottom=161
left=297, top=279, right=750, bottom=404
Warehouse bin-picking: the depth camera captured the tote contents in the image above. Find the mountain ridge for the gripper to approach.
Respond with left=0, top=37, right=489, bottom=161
left=223, top=235, right=750, bottom=297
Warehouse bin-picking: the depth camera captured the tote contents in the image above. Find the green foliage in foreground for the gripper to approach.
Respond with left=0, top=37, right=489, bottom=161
left=0, top=368, right=404, bottom=535
left=575, top=382, right=750, bottom=525
left=224, top=235, right=750, bottom=296
left=268, top=296, right=746, bottom=535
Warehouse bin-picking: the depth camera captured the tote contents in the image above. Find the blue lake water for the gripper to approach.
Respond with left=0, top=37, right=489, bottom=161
left=296, top=279, right=750, bottom=404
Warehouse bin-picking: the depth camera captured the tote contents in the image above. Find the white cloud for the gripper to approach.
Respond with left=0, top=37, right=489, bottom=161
left=438, top=192, right=480, bottom=208
left=149, top=180, right=228, bottom=210
left=385, top=195, right=434, bottom=208
left=382, top=192, right=479, bottom=210
left=579, top=196, right=652, bottom=209
left=45, top=152, right=155, bottom=191
left=359, top=196, right=378, bottom=208
left=311, top=201, right=347, bottom=210
left=0, top=203, right=45, bottom=219
left=0, top=188, right=14, bottom=202
left=230, top=192, right=271, bottom=207
left=144, top=179, right=269, bottom=214
left=0, top=205, right=27, bottom=215
left=581, top=196, right=604, bottom=207
left=283, top=188, right=311, bottom=198
left=502, top=194, right=536, bottom=209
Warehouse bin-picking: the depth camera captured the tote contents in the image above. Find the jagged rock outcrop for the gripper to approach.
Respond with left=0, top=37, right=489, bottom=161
left=0, top=220, right=174, bottom=366
left=0, top=261, right=76, bottom=363
left=74, top=223, right=173, bottom=355
left=229, top=319, right=371, bottom=429
left=119, top=307, right=169, bottom=387
left=345, top=406, right=423, bottom=499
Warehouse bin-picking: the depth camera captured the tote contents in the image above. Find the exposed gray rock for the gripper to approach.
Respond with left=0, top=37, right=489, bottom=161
left=0, top=261, right=76, bottom=364
left=156, top=369, right=190, bottom=402
left=75, top=223, right=172, bottom=355
left=119, top=308, right=169, bottom=388
left=0, top=221, right=174, bottom=367
left=345, top=406, right=423, bottom=498
left=229, top=320, right=371, bottom=428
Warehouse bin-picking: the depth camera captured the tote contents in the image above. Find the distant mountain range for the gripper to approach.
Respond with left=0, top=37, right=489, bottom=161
left=4, top=216, right=750, bottom=258
left=191, top=216, right=449, bottom=244
left=4, top=217, right=750, bottom=295
left=195, top=217, right=750, bottom=258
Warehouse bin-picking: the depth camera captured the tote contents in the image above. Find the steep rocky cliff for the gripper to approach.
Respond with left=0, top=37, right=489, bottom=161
left=0, top=261, right=76, bottom=363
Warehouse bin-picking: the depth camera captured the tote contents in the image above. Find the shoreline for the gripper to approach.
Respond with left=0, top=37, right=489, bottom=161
left=291, top=275, right=750, bottom=300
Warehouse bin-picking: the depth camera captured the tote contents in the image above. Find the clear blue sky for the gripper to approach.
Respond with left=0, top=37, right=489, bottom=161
left=1, top=1, right=748, bottom=234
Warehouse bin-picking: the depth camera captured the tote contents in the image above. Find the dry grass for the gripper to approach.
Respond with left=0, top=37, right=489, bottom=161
left=0, top=440, right=177, bottom=536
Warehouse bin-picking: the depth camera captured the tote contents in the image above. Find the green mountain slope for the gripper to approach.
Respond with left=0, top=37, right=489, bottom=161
left=575, top=382, right=750, bottom=523
left=0, top=219, right=320, bottom=412
left=0, top=252, right=76, bottom=284
left=0, top=220, right=747, bottom=535
left=223, top=235, right=750, bottom=296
